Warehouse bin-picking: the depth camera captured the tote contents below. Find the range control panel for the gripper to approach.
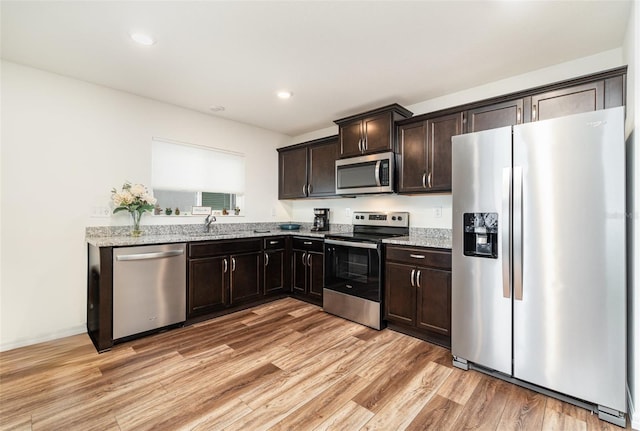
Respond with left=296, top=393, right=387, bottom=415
left=352, top=211, right=410, bottom=228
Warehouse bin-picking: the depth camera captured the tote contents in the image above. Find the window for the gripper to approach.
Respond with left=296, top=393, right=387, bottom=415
left=151, top=138, right=245, bottom=214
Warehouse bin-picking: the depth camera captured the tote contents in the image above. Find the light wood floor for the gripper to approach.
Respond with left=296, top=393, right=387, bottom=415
left=0, top=298, right=631, bottom=430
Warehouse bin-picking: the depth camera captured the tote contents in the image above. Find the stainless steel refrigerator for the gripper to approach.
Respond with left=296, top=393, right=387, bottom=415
left=451, top=107, right=626, bottom=426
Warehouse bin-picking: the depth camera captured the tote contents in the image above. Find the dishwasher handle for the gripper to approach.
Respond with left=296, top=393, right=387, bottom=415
left=115, top=249, right=184, bottom=261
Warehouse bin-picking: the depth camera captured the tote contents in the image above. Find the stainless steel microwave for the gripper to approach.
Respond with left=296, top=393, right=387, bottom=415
left=335, top=151, right=395, bottom=195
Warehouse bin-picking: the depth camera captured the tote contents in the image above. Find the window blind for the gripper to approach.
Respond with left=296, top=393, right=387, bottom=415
left=152, top=138, right=245, bottom=194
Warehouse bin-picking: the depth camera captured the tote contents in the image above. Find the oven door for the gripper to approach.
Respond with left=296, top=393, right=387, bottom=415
left=324, top=239, right=382, bottom=302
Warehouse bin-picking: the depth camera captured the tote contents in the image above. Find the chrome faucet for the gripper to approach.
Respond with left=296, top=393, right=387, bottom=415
left=204, top=214, right=216, bottom=232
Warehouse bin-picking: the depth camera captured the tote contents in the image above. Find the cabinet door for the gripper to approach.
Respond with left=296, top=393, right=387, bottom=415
left=339, top=120, right=364, bottom=157
left=427, top=112, right=462, bottom=191
left=264, top=250, right=286, bottom=294
left=362, top=112, right=393, bottom=154
left=532, top=81, right=604, bottom=122
left=466, top=99, right=524, bottom=133
left=397, top=121, right=428, bottom=193
left=188, top=257, right=227, bottom=317
left=279, top=147, right=308, bottom=199
left=229, top=252, right=262, bottom=304
left=308, top=138, right=338, bottom=197
left=416, top=267, right=451, bottom=336
left=292, top=250, right=308, bottom=294
left=307, top=251, right=324, bottom=299
left=384, top=261, right=416, bottom=326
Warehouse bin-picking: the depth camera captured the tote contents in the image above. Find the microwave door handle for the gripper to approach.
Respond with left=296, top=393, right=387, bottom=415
left=374, top=160, right=382, bottom=187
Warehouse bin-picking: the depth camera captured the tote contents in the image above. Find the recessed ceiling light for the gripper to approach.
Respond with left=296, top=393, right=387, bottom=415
left=277, top=90, right=293, bottom=99
left=209, top=105, right=225, bottom=112
left=130, top=32, right=155, bottom=46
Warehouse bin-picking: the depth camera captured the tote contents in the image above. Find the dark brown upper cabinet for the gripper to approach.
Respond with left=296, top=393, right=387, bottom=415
left=278, top=135, right=338, bottom=199
left=335, top=104, right=412, bottom=158
left=465, top=98, right=526, bottom=133
left=397, top=112, right=463, bottom=193
left=531, top=81, right=604, bottom=122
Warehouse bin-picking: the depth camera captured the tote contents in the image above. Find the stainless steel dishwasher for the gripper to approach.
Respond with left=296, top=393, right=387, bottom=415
left=113, top=243, right=186, bottom=339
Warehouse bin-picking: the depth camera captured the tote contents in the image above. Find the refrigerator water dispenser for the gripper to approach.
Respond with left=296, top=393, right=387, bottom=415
left=463, top=213, right=498, bottom=258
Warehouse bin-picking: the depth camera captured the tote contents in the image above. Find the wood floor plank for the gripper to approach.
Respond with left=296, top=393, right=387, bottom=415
left=360, top=361, right=452, bottom=430
left=405, top=394, right=465, bottom=431
left=0, top=298, right=621, bottom=431
left=313, top=400, right=375, bottom=431
left=450, top=374, right=513, bottom=430
left=436, top=367, right=483, bottom=405
left=542, top=404, right=587, bottom=431
left=352, top=341, right=443, bottom=413
left=496, top=385, right=547, bottom=431
left=269, top=373, right=371, bottom=431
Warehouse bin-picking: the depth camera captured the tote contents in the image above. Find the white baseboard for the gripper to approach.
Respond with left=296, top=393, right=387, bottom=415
left=629, top=383, right=640, bottom=431
left=0, top=325, right=87, bottom=352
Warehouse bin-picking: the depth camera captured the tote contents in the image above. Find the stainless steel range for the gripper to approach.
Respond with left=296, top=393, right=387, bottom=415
left=323, top=211, right=409, bottom=329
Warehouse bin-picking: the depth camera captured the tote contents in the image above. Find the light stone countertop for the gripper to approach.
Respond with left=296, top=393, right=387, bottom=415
left=86, top=223, right=452, bottom=249
left=382, top=227, right=452, bottom=250
left=86, top=227, right=342, bottom=247
left=382, top=235, right=452, bottom=250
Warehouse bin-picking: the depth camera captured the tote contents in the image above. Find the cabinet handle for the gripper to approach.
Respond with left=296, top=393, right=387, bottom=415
left=269, top=240, right=278, bottom=245
left=304, top=241, right=312, bottom=245
left=307, top=254, right=312, bottom=266
left=302, top=184, right=306, bottom=196
left=532, top=105, right=537, bottom=121
left=427, top=172, right=432, bottom=188
left=416, top=270, right=422, bottom=288
left=264, top=252, right=269, bottom=266
left=410, top=254, right=425, bottom=259
left=422, top=172, right=427, bottom=189
left=410, top=269, right=416, bottom=287
left=302, top=252, right=307, bottom=266
left=363, top=136, right=367, bottom=151
left=358, top=138, right=363, bottom=153
left=231, top=257, right=236, bottom=272
left=308, top=184, right=313, bottom=194
left=517, top=107, right=522, bottom=124
left=223, top=258, right=228, bottom=273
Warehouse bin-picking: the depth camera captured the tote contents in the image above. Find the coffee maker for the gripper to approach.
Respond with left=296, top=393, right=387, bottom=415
left=311, top=208, right=330, bottom=231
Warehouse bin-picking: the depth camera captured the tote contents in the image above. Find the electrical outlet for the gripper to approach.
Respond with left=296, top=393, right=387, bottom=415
left=434, top=207, right=442, bottom=218
left=345, top=208, right=351, bottom=218
left=271, top=207, right=276, bottom=217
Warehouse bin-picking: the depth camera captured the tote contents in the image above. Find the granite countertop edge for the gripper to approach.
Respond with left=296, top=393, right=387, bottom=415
left=86, top=224, right=452, bottom=249
left=86, top=229, right=338, bottom=247
left=382, top=236, right=452, bottom=250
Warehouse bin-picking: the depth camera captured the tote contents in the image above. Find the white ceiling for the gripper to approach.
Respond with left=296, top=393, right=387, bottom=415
left=1, top=1, right=631, bottom=137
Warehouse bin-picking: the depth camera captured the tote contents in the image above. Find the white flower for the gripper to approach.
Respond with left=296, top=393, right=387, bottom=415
left=129, top=183, right=147, bottom=198
left=143, top=193, right=157, bottom=205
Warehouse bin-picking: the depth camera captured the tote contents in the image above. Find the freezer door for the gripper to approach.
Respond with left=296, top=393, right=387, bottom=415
left=452, top=126, right=513, bottom=375
left=512, top=107, right=626, bottom=412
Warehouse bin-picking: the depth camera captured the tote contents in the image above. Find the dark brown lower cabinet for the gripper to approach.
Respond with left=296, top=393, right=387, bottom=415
left=264, top=237, right=289, bottom=295
left=188, top=239, right=263, bottom=319
left=291, top=237, right=324, bottom=305
left=385, top=245, right=451, bottom=347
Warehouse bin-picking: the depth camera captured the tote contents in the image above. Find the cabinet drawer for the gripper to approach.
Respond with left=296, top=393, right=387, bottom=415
left=292, top=237, right=324, bottom=252
left=189, top=238, right=261, bottom=258
left=264, top=237, right=286, bottom=250
left=385, top=246, right=451, bottom=270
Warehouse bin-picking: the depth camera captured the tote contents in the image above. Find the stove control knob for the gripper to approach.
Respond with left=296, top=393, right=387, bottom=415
left=398, top=216, right=403, bottom=221
left=392, top=216, right=397, bottom=221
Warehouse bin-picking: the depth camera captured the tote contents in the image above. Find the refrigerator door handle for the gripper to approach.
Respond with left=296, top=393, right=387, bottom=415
left=502, top=167, right=512, bottom=299
left=513, top=166, right=523, bottom=301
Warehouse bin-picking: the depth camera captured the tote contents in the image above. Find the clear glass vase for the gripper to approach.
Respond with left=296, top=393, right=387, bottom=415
left=130, top=210, right=143, bottom=237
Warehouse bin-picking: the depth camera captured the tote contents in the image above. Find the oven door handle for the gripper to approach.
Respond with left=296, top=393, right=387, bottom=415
left=324, top=239, right=379, bottom=250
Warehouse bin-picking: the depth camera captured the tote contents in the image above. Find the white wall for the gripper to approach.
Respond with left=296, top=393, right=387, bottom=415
left=0, top=61, right=291, bottom=351
left=623, top=1, right=640, bottom=428
left=286, top=49, right=626, bottom=229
